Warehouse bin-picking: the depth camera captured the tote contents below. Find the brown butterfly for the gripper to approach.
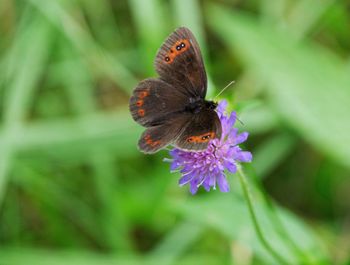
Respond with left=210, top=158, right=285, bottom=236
left=129, top=27, right=222, bottom=153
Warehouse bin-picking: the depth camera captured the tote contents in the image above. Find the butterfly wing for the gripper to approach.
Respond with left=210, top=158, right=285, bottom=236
left=138, top=115, right=189, bottom=153
left=174, top=108, right=222, bottom=151
left=129, top=78, right=188, bottom=127
left=138, top=108, right=221, bottom=153
left=154, top=27, right=207, bottom=98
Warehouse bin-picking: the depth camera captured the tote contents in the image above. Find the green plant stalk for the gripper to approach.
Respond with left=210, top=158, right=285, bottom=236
left=254, top=175, right=315, bottom=264
left=236, top=166, right=290, bottom=265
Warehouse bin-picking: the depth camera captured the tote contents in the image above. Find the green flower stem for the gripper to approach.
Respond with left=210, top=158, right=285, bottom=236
left=257, top=181, right=314, bottom=264
left=237, top=167, right=290, bottom=265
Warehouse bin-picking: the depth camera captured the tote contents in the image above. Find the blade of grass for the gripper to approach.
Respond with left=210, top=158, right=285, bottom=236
left=128, top=0, right=166, bottom=74
left=236, top=101, right=279, bottom=135
left=3, top=18, right=52, bottom=126
left=0, top=141, right=13, bottom=205
left=0, top=14, right=53, bottom=205
left=8, top=110, right=140, bottom=157
left=252, top=133, right=297, bottom=179
left=259, top=0, right=288, bottom=25
left=56, top=44, right=134, bottom=251
left=0, top=247, right=222, bottom=265
left=171, top=0, right=204, bottom=45
left=58, top=46, right=96, bottom=115
left=168, top=189, right=329, bottom=264
left=76, top=0, right=123, bottom=49
left=12, top=161, right=105, bottom=245
left=90, top=150, right=134, bottom=252
left=287, top=0, right=336, bottom=40
left=28, top=0, right=137, bottom=94
left=149, top=222, right=203, bottom=265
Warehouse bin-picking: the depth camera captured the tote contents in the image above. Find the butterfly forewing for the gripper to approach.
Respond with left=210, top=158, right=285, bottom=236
left=129, top=78, right=188, bottom=127
left=154, top=27, right=207, bottom=98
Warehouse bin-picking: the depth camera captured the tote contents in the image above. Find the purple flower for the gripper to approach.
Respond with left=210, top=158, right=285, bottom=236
left=166, top=100, right=252, bottom=194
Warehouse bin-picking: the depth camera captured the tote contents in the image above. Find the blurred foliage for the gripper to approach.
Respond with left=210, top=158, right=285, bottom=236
left=0, top=0, right=350, bottom=264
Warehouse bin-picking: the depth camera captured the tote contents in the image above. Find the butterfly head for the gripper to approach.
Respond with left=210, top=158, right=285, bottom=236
left=185, top=98, right=217, bottom=114
left=205, top=100, right=218, bottom=110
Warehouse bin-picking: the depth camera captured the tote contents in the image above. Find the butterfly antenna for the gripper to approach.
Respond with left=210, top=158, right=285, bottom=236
left=213, top=80, right=235, bottom=100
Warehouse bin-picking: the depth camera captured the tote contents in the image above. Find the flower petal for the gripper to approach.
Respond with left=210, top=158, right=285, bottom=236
left=226, top=112, right=237, bottom=130
left=209, top=174, right=216, bottom=186
left=235, top=151, right=253, bottom=162
left=224, top=160, right=237, bottom=173
left=217, top=173, right=230, bottom=192
left=179, top=172, right=195, bottom=186
left=190, top=179, right=199, bottom=194
left=227, top=128, right=238, bottom=143
left=234, top=132, right=249, bottom=145
left=202, top=178, right=211, bottom=191
left=216, top=100, right=228, bottom=116
left=170, top=161, right=180, bottom=171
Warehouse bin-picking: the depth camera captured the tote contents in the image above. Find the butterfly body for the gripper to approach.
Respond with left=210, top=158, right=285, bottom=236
left=185, top=98, right=217, bottom=114
left=129, top=27, right=222, bottom=153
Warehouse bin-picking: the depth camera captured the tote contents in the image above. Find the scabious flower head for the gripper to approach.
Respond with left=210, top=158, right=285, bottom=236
left=166, top=100, right=252, bottom=194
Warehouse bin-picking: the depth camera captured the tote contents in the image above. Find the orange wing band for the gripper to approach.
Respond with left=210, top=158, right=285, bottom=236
left=186, top=132, right=216, bottom=143
left=164, top=39, right=190, bottom=64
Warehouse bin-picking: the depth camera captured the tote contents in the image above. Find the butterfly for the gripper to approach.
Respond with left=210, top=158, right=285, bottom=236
left=129, top=27, right=222, bottom=153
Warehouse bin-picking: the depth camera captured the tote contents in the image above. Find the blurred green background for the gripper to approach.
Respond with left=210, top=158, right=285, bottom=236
left=1, top=0, right=350, bottom=264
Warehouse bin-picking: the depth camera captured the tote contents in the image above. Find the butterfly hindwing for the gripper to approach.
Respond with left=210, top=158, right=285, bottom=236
left=129, top=78, right=188, bottom=127
left=174, top=108, right=222, bottom=151
left=154, top=27, right=207, bottom=98
left=138, top=115, right=190, bottom=153
left=138, top=125, right=173, bottom=153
